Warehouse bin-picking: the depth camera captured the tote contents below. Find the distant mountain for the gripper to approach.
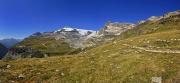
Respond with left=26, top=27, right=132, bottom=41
left=0, top=43, right=8, bottom=59
left=30, top=27, right=97, bottom=49
left=0, top=38, right=22, bottom=48
left=4, top=27, right=97, bottom=59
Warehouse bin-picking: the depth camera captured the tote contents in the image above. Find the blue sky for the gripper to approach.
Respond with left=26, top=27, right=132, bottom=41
left=0, top=0, right=179, bottom=39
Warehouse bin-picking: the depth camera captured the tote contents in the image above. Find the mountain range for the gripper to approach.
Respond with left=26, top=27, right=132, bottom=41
left=0, top=10, right=180, bottom=82
left=0, top=38, right=21, bottom=59
left=4, top=22, right=135, bottom=59
left=0, top=38, right=21, bottom=48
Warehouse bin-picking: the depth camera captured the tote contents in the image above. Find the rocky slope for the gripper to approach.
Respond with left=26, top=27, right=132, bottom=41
left=98, top=22, right=135, bottom=36
left=0, top=43, right=8, bottom=59
left=84, top=22, right=135, bottom=47
left=0, top=10, right=180, bottom=83
left=53, top=27, right=97, bottom=48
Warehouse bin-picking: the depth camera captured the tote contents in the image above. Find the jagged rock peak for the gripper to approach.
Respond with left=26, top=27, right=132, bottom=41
left=146, top=10, right=180, bottom=22
left=98, top=21, right=136, bottom=36
left=164, top=10, right=180, bottom=18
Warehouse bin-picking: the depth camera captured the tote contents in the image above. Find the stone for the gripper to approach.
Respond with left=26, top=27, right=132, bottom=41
left=107, top=56, right=111, bottom=58
left=55, top=69, right=59, bottom=72
left=61, top=72, right=65, bottom=76
left=152, top=77, right=162, bottom=83
left=113, top=41, right=117, bottom=44
left=18, top=74, right=25, bottom=79
left=37, top=72, right=41, bottom=75
left=6, top=64, right=11, bottom=69
left=9, top=80, right=15, bottom=83
left=116, top=66, right=121, bottom=69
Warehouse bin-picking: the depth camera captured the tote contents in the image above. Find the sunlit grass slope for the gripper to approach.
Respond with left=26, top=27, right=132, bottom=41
left=14, top=36, right=80, bottom=56
left=120, top=14, right=180, bottom=39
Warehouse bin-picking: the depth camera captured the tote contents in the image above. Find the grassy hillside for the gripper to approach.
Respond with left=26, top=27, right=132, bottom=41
left=12, top=36, right=81, bottom=56
left=120, top=14, right=180, bottom=39
left=0, top=14, right=180, bottom=82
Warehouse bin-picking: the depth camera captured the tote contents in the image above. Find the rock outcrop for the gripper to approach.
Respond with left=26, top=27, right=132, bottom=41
left=164, top=10, right=180, bottom=18
left=146, top=10, right=180, bottom=22
left=147, top=16, right=163, bottom=22
left=84, top=22, right=136, bottom=47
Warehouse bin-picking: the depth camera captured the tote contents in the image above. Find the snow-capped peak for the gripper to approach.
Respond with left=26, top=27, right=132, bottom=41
left=76, top=29, right=96, bottom=36
left=55, top=27, right=75, bottom=32
left=55, top=27, right=97, bottom=36
left=61, top=27, right=75, bottom=31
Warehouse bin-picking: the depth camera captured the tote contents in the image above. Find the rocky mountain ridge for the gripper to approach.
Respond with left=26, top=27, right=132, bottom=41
left=139, top=10, right=180, bottom=23
left=30, top=27, right=97, bottom=48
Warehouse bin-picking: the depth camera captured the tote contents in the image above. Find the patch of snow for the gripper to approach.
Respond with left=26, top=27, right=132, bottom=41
left=55, top=27, right=97, bottom=36
left=77, top=29, right=93, bottom=35
left=55, top=27, right=74, bottom=32
left=62, top=27, right=75, bottom=31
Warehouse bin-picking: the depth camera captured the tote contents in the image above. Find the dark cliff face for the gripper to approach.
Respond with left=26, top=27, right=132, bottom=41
left=4, top=47, right=45, bottom=59
left=0, top=43, right=8, bottom=59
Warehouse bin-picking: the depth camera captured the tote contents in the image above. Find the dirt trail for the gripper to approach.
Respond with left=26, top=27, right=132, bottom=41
left=123, top=44, right=180, bottom=54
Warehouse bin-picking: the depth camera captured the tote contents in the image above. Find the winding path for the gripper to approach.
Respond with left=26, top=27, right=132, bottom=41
left=122, top=44, right=180, bottom=54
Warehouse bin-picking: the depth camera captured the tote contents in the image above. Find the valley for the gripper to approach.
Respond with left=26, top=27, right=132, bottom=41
left=0, top=10, right=180, bottom=83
